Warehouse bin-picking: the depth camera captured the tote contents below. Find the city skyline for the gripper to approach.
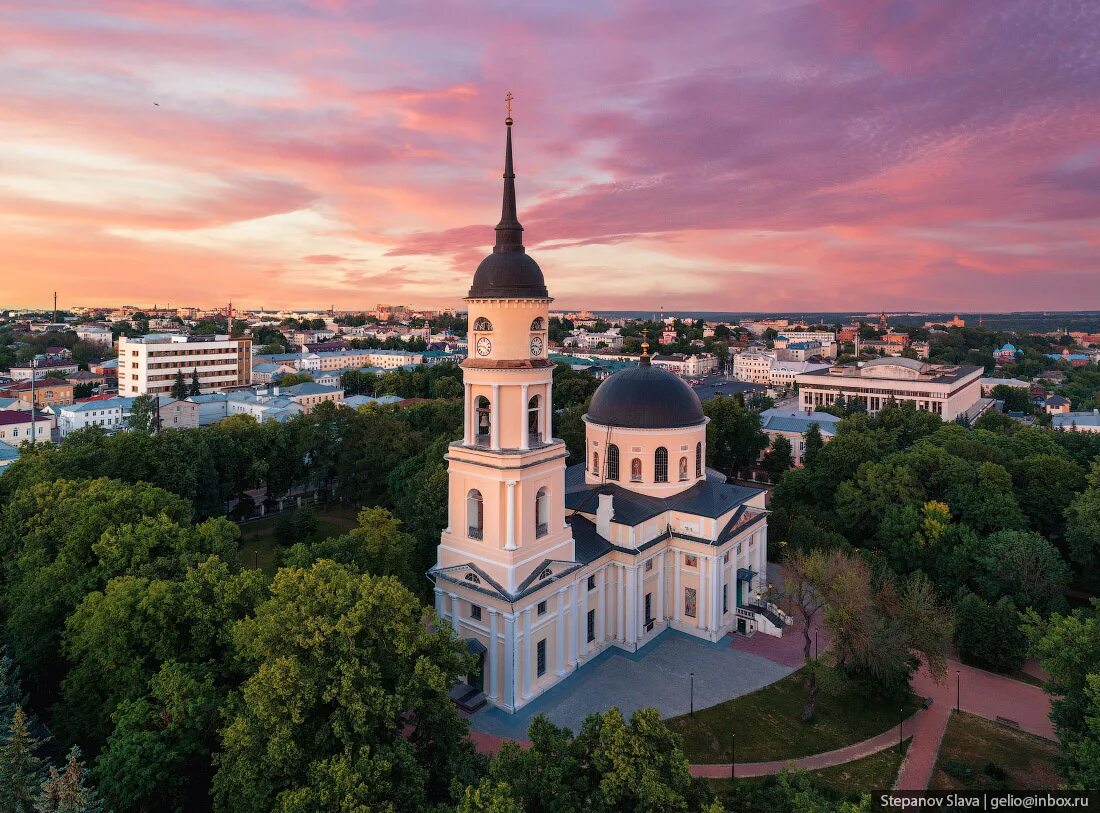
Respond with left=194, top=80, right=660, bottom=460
left=2, top=1, right=1098, bottom=311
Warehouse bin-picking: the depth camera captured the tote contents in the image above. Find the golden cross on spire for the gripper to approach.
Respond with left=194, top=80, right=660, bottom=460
left=505, top=91, right=514, bottom=121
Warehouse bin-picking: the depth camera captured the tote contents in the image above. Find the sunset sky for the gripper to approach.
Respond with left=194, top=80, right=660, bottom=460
left=2, top=1, right=1098, bottom=312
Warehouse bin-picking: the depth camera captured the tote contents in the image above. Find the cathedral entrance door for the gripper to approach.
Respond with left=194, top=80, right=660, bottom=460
left=469, top=651, right=485, bottom=693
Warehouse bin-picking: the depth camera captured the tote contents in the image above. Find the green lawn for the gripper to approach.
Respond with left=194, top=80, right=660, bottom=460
left=238, top=504, right=362, bottom=574
left=708, top=741, right=909, bottom=801
left=930, top=711, right=1062, bottom=791
left=666, top=664, right=919, bottom=763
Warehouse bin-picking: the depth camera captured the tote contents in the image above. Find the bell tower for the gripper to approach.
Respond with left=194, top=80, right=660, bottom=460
left=436, top=106, right=574, bottom=594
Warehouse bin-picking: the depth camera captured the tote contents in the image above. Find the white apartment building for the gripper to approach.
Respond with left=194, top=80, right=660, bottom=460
left=563, top=330, right=624, bottom=351
left=118, top=334, right=252, bottom=397
left=76, top=326, right=114, bottom=347
left=770, top=361, right=831, bottom=388
left=777, top=330, right=836, bottom=347
left=732, top=351, right=776, bottom=384
left=795, top=358, right=984, bottom=421
left=651, top=353, right=718, bottom=377
left=56, top=397, right=133, bottom=437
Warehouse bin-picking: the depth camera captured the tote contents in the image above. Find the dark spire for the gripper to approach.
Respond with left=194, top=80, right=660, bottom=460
left=494, top=113, right=524, bottom=254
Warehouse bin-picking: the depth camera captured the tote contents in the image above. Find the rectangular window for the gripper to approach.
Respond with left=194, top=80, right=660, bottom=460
left=684, top=554, right=697, bottom=568
left=723, top=584, right=728, bottom=614
left=587, top=609, right=595, bottom=643
left=723, top=551, right=730, bottom=564
left=644, top=558, right=653, bottom=572
left=587, top=575, right=595, bottom=591
left=470, top=605, right=482, bottom=621
left=537, top=601, right=547, bottom=616
left=736, top=542, right=742, bottom=555
left=536, top=639, right=546, bottom=677
left=684, top=587, right=697, bottom=618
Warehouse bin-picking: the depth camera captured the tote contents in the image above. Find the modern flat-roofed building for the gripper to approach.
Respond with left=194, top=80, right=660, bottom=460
left=118, top=334, right=252, bottom=397
left=795, top=358, right=983, bottom=421
left=732, top=351, right=775, bottom=384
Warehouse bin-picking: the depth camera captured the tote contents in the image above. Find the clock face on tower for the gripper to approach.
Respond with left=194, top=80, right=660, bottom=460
left=476, top=337, right=492, bottom=357
left=530, top=335, right=544, bottom=357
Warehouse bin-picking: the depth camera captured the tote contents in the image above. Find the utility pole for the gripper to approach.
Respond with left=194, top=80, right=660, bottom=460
left=53, top=291, right=57, bottom=324
left=29, top=356, right=37, bottom=445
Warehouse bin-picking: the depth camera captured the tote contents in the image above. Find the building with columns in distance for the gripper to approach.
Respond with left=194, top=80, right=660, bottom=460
left=429, top=115, right=784, bottom=714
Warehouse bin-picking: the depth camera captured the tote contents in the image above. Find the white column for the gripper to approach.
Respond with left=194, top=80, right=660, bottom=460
left=599, top=569, right=607, bottom=641
left=569, top=581, right=579, bottom=664
left=488, top=610, right=499, bottom=701
left=638, top=563, right=646, bottom=634
left=463, top=382, right=472, bottom=444
left=697, top=558, right=706, bottom=630
left=491, top=383, right=501, bottom=450
left=448, top=592, right=459, bottom=628
left=555, top=589, right=566, bottom=675
left=712, top=555, right=721, bottom=632
left=617, top=564, right=625, bottom=641
left=546, top=381, right=553, bottom=440
left=504, top=480, right=517, bottom=551
left=625, top=563, right=637, bottom=644
left=503, top=614, right=516, bottom=709
left=434, top=587, right=444, bottom=619
left=520, top=383, right=529, bottom=450
left=673, top=551, right=681, bottom=622
left=657, top=551, right=665, bottom=625
left=522, top=607, right=532, bottom=699
left=577, top=580, right=587, bottom=658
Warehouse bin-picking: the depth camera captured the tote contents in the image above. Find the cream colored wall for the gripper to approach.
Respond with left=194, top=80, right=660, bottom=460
left=584, top=419, right=707, bottom=497
left=467, top=298, right=550, bottom=363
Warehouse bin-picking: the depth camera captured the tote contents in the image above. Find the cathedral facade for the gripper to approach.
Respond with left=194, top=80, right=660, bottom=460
left=430, top=116, right=784, bottom=714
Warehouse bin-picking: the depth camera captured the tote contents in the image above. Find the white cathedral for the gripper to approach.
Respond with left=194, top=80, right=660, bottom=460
left=430, top=112, right=784, bottom=714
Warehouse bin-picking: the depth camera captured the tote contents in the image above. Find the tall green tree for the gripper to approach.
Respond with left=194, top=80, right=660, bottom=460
left=0, top=708, right=45, bottom=813
left=703, top=396, right=768, bottom=477
left=170, top=370, right=188, bottom=400
left=212, top=561, right=479, bottom=813
left=189, top=369, right=202, bottom=396
left=762, top=435, right=794, bottom=482
left=126, top=394, right=158, bottom=432
left=37, top=747, right=104, bottom=813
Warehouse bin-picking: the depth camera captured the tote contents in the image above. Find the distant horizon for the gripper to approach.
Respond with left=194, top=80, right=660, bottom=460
left=2, top=2, right=1098, bottom=311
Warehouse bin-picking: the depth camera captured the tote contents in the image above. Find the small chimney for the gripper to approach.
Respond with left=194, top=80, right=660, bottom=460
left=596, top=489, right=614, bottom=539
left=273, top=385, right=280, bottom=396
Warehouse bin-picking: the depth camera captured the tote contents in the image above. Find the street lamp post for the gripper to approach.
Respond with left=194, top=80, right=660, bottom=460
left=956, top=669, right=960, bottom=712
left=690, top=672, right=695, bottom=717
left=899, top=708, right=903, bottom=753
left=730, top=733, right=736, bottom=780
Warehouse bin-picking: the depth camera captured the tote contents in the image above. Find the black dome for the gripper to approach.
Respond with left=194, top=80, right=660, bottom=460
left=587, top=360, right=706, bottom=429
left=468, top=250, right=548, bottom=298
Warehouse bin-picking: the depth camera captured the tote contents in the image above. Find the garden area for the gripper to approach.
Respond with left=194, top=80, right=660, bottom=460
left=930, top=712, right=1062, bottom=791
left=666, top=663, right=919, bottom=764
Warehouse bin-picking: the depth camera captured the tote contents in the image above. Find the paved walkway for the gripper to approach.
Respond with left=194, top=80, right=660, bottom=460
left=893, top=658, right=1055, bottom=790
left=468, top=629, right=793, bottom=741
left=690, top=711, right=918, bottom=778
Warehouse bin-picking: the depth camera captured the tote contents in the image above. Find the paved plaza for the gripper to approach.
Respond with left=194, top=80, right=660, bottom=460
left=470, top=629, right=794, bottom=740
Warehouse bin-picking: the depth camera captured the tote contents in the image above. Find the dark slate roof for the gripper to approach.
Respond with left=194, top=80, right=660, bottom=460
left=564, top=462, right=763, bottom=526
left=567, top=515, right=613, bottom=564
left=586, top=358, right=705, bottom=429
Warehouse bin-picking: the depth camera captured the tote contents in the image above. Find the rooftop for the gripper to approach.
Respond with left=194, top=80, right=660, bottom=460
left=802, top=358, right=983, bottom=384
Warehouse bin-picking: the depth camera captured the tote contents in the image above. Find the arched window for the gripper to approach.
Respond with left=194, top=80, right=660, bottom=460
left=540, top=567, right=553, bottom=580
left=464, top=572, right=481, bottom=584
left=475, top=396, right=491, bottom=445
left=654, top=447, right=668, bottom=482
left=530, top=317, right=545, bottom=331
left=466, top=490, right=483, bottom=540
left=592, top=451, right=600, bottom=476
left=631, top=458, right=642, bottom=482
left=473, top=317, right=493, bottom=331
left=535, top=487, right=549, bottom=537
left=606, top=444, right=619, bottom=480
left=696, top=442, right=703, bottom=477
left=679, top=457, right=688, bottom=481
left=528, top=395, right=541, bottom=443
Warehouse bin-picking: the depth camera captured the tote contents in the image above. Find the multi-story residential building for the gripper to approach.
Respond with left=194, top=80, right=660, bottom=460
left=277, top=382, right=344, bottom=413
left=759, top=406, right=841, bottom=467
left=651, top=353, right=717, bottom=377
left=118, top=334, right=252, bottom=397
left=732, top=351, right=775, bottom=384
left=226, top=392, right=305, bottom=423
left=777, top=341, right=822, bottom=362
left=769, top=361, right=831, bottom=389
left=796, top=358, right=984, bottom=421
left=563, top=330, right=624, bottom=351
left=0, top=379, right=75, bottom=409
left=55, top=396, right=132, bottom=436
left=9, top=360, right=80, bottom=380
left=159, top=397, right=201, bottom=429
left=979, top=377, right=1030, bottom=397
left=776, top=331, right=836, bottom=357
left=0, top=410, right=53, bottom=444
left=76, top=326, right=114, bottom=346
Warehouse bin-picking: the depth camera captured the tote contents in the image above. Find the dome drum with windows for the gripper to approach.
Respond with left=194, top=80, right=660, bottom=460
left=583, top=350, right=708, bottom=496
